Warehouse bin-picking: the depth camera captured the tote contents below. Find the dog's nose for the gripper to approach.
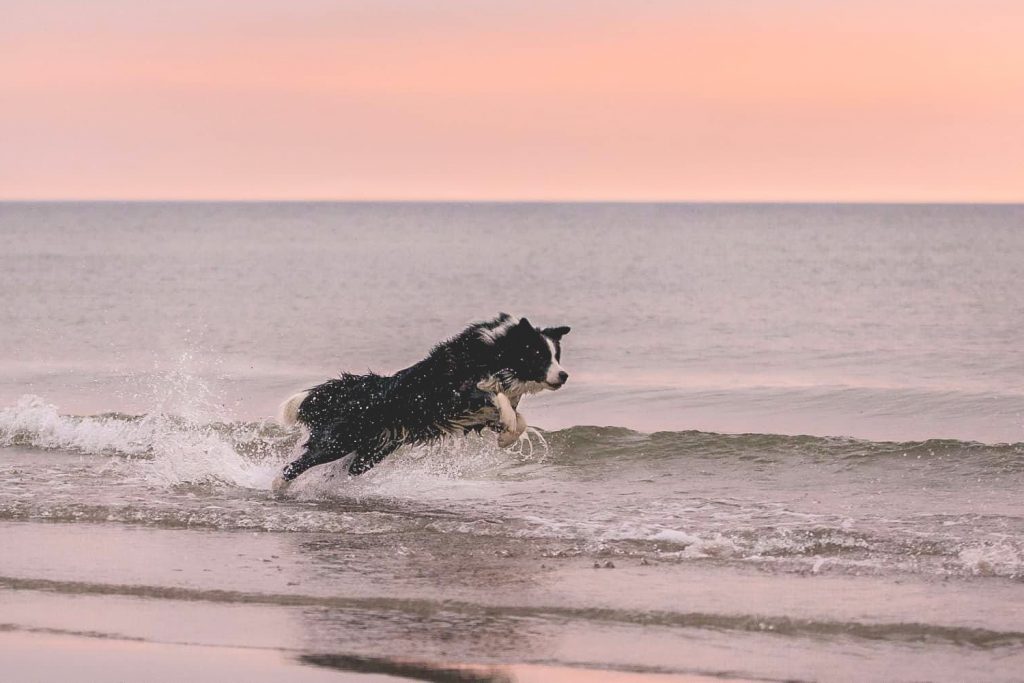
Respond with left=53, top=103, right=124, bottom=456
left=558, top=371, right=569, bottom=384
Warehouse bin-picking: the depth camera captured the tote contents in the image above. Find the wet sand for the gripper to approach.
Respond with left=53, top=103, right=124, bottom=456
left=1, top=519, right=753, bottom=683
left=2, top=520, right=1022, bottom=682
left=1, top=630, right=746, bottom=683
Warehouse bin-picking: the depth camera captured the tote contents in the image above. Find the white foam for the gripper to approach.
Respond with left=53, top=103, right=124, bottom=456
left=0, top=395, right=149, bottom=456
left=957, top=541, right=1023, bottom=578
left=0, top=395, right=283, bottom=490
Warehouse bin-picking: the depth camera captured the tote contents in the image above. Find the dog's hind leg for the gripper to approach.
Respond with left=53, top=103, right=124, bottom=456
left=280, top=450, right=326, bottom=481
left=272, top=450, right=331, bottom=493
left=348, top=442, right=400, bottom=476
left=273, top=428, right=355, bottom=492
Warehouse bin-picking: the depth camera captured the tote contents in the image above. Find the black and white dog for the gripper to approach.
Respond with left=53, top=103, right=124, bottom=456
left=273, top=314, right=570, bottom=490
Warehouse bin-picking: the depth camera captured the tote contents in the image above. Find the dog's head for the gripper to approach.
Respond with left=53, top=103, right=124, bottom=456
left=481, top=315, right=571, bottom=394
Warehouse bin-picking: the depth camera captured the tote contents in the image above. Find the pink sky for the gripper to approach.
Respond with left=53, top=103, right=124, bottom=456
left=3, top=0, right=1022, bottom=201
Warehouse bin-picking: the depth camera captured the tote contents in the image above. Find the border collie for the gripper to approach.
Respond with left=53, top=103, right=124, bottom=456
left=273, top=313, right=570, bottom=490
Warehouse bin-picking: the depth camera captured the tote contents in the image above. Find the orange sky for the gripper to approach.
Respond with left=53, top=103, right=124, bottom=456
left=3, top=0, right=1023, bottom=201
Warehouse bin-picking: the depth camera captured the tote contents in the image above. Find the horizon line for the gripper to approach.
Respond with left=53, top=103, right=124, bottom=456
left=2, top=198, right=1023, bottom=206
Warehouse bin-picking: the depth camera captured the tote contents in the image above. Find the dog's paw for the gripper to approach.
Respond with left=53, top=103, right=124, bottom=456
left=497, top=428, right=518, bottom=448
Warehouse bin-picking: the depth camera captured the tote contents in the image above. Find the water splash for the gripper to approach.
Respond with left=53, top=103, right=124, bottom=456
left=0, top=394, right=289, bottom=489
left=0, top=350, right=290, bottom=489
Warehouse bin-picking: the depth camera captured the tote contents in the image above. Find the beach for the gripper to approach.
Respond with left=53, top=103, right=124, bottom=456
left=1, top=202, right=1023, bottom=681
left=4, top=519, right=1020, bottom=682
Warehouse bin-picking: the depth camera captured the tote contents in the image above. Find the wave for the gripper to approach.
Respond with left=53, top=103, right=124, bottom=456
left=0, top=395, right=293, bottom=488
left=549, top=424, right=1024, bottom=465
left=2, top=395, right=1021, bottom=476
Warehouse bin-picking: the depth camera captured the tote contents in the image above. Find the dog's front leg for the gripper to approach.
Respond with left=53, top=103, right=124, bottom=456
left=492, top=392, right=527, bottom=447
left=492, top=391, right=517, bottom=446
left=476, top=376, right=526, bottom=447
left=510, top=409, right=527, bottom=441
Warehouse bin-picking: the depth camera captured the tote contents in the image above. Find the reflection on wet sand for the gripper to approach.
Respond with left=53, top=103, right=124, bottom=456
left=288, top=531, right=551, bottom=664
left=300, top=653, right=512, bottom=682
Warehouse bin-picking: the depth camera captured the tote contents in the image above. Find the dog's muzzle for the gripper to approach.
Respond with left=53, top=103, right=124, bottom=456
left=547, top=371, right=569, bottom=389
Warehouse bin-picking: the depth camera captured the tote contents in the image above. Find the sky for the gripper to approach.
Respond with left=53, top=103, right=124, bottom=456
left=2, top=0, right=1023, bottom=201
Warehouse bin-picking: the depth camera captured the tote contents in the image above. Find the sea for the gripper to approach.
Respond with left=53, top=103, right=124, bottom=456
left=1, top=202, right=1022, bottom=682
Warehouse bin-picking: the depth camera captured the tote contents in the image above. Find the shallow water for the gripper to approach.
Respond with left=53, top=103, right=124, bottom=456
left=1, top=202, right=1023, bottom=681
left=2, top=398, right=1022, bottom=581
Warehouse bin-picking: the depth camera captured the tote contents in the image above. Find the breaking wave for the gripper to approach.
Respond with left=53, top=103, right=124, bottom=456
left=3, top=395, right=1021, bottom=478
left=0, top=394, right=288, bottom=488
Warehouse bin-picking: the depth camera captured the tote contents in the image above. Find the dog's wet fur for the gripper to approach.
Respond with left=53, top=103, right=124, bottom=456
left=275, top=314, right=569, bottom=486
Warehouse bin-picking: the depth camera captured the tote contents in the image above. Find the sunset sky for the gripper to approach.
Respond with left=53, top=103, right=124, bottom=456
left=3, top=0, right=1022, bottom=201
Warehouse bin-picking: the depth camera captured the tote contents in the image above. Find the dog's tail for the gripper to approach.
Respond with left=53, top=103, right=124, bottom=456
left=278, top=390, right=310, bottom=427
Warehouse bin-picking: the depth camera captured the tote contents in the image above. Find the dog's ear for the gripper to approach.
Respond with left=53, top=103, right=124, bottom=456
left=517, top=317, right=533, bottom=330
left=542, top=326, right=571, bottom=340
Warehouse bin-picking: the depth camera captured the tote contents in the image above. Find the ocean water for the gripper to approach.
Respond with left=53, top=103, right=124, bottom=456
left=1, top=202, right=1023, bottom=681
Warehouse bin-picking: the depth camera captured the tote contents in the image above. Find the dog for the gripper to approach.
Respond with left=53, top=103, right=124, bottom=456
left=273, top=313, right=570, bottom=490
